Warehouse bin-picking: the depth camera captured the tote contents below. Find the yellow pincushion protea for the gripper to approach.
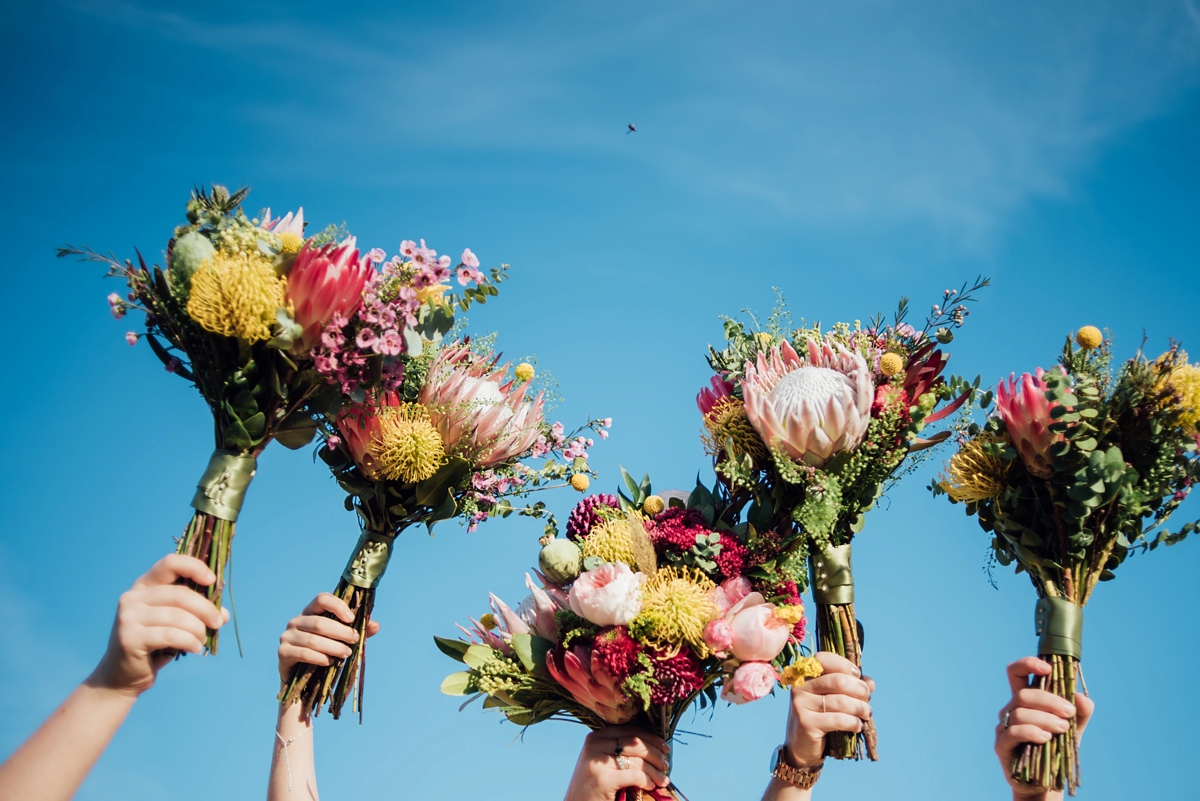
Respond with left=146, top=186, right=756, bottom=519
left=702, top=397, right=769, bottom=462
left=1156, top=351, right=1200, bottom=436
left=939, top=433, right=1012, bottom=504
left=581, top=518, right=638, bottom=566
left=370, top=404, right=447, bottom=483
left=779, top=656, right=824, bottom=687
left=630, top=567, right=717, bottom=657
left=186, top=251, right=288, bottom=342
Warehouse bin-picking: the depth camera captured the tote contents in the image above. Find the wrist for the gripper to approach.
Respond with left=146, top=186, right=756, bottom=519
left=85, top=661, right=148, bottom=700
left=784, top=742, right=824, bottom=771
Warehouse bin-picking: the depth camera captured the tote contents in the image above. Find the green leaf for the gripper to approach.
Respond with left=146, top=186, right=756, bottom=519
left=433, top=636, right=471, bottom=663
left=463, top=645, right=494, bottom=670
left=440, top=671, right=473, bottom=696
left=415, top=457, right=471, bottom=507
left=511, top=633, right=535, bottom=672
left=619, top=466, right=643, bottom=503
left=224, top=418, right=251, bottom=450
left=242, top=412, right=266, bottom=439
left=275, top=418, right=318, bottom=450
left=425, top=491, right=458, bottom=532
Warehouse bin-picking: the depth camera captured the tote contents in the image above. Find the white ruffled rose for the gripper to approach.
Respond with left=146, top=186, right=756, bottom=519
left=568, top=562, right=644, bottom=627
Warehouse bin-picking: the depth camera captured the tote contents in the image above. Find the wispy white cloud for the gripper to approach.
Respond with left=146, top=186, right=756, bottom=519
left=74, top=0, right=1200, bottom=245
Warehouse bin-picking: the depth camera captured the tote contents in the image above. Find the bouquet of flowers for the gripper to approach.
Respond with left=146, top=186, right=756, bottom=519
left=438, top=473, right=823, bottom=801
left=280, top=240, right=610, bottom=720
left=698, top=280, right=988, bottom=760
left=935, top=326, right=1200, bottom=795
left=61, top=185, right=363, bottom=653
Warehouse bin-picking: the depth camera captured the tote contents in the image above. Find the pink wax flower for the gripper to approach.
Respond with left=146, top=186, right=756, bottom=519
left=356, top=328, right=378, bottom=350
left=125, top=332, right=139, bottom=346
left=461, top=248, right=480, bottom=268
left=726, top=592, right=791, bottom=662
left=377, top=329, right=403, bottom=356
left=107, top=292, right=125, bottom=319
left=367, top=248, right=386, bottom=264
left=457, top=266, right=473, bottom=286
left=722, top=661, right=779, bottom=705
left=568, top=562, right=644, bottom=627
left=287, top=241, right=372, bottom=354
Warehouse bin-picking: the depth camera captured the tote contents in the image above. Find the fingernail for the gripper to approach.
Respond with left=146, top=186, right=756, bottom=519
left=852, top=667, right=861, bottom=677
left=663, top=743, right=671, bottom=753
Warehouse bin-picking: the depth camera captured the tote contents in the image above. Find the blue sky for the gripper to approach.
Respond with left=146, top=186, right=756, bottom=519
left=2, top=1, right=1199, bottom=799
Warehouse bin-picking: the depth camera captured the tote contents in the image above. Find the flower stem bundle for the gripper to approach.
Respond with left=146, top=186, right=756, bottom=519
left=935, top=328, right=1200, bottom=795
left=700, top=279, right=988, bottom=760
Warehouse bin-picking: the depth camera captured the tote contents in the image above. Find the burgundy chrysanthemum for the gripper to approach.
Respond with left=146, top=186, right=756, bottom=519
left=566, top=494, right=620, bottom=541
left=648, top=648, right=705, bottom=705
left=648, top=507, right=710, bottom=556
left=745, top=528, right=784, bottom=569
left=714, top=533, right=747, bottom=581
left=592, top=627, right=643, bottom=682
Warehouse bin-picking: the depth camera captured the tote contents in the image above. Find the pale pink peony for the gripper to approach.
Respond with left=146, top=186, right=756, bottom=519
left=727, top=592, right=792, bottom=662
left=568, top=562, right=644, bottom=627
left=547, top=645, right=637, bottom=724
left=287, top=241, right=373, bottom=354
left=713, top=576, right=752, bottom=612
left=722, top=661, right=779, bottom=705
left=742, top=339, right=874, bottom=467
left=995, top=368, right=1062, bottom=478
left=704, top=618, right=734, bottom=654
left=419, top=343, right=546, bottom=467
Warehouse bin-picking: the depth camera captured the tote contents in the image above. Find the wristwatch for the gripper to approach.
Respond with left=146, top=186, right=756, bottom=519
left=770, top=745, right=822, bottom=789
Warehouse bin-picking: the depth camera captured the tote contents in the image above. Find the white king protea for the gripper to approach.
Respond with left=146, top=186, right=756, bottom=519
left=742, top=339, right=875, bottom=467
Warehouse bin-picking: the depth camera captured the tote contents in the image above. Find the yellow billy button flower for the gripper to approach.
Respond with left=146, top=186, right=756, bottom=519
left=642, top=495, right=665, bottom=516
left=514, top=363, right=535, bottom=383
left=755, top=332, right=773, bottom=348
left=186, top=250, right=288, bottom=343
left=479, top=613, right=498, bottom=631
left=1076, top=326, right=1103, bottom=350
left=879, top=352, right=905, bottom=377
left=779, top=656, right=824, bottom=688
left=569, top=473, right=590, bottom=492
left=939, top=433, right=1012, bottom=504
left=370, top=404, right=447, bottom=483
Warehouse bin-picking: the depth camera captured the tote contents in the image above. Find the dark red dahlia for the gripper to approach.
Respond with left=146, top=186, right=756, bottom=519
left=714, top=533, right=747, bottom=581
left=592, top=627, right=643, bottom=682
left=566, top=494, right=620, bottom=541
left=648, top=648, right=705, bottom=705
left=649, top=507, right=710, bottom=556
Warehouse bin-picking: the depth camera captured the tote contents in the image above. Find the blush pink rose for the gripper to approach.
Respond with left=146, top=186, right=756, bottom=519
left=727, top=593, right=791, bottom=662
left=704, top=618, right=734, bottom=654
left=722, top=661, right=778, bottom=705
left=568, top=562, right=644, bottom=627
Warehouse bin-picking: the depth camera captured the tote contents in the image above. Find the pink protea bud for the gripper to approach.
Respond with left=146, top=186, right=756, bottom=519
left=995, top=369, right=1062, bottom=478
left=287, top=242, right=373, bottom=354
left=697, top=375, right=734, bottom=416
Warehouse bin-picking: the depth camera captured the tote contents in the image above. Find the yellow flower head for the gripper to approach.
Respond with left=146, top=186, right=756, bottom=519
left=579, top=513, right=656, bottom=573
left=370, top=404, right=447, bottom=483
left=779, top=656, right=824, bottom=688
left=642, top=495, right=665, bottom=516
left=702, top=397, right=769, bottom=463
left=755, top=332, right=774, bottom=348
left=1156, top=351, right=1200, bottom=436
left=939, top=433, right=1012, bottom=504
left=879, top=352, right=905, bottom=377
left=416, top=284, right=450, bottom=306
left=630, top=567, right=717, bottom=657
left=479, top=613, right=497, bottom=631
left=514, top=363, right=535, bottom=383
left=277, top=232, right=304, bottom=254
left=569, top=473, right=590, bottom=492
left=774, top=604, right=805, bottom=626
left=1076, top=326, right=1103, bottom=350
left=186, top=250, right=288, bottom=343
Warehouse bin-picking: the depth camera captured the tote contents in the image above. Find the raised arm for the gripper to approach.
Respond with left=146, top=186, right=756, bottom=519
left=761, top=652, right=875, bottom=800
left=268, top=593, right=380, bottom=801
left=0, top=554, right=228, bottom=801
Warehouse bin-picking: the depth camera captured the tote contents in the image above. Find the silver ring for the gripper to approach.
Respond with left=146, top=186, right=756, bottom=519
left=822, top=696, right=827, bottom=714
left=1002, top=710, right=1011, bottom=729
left=616, top=755, right=629, bottom=770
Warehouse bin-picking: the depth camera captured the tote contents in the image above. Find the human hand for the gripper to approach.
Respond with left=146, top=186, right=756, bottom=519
left=783, top=651, right=875, bottom=769
left=277, top=593, right=381, bottom=686
left=563, top=726, right=671, bottom=801
left=89, top=554, right=230, bottom=697
left=995, top=657, right=1095, bottom=799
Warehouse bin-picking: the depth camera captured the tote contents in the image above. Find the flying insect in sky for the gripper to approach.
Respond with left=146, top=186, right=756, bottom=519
left=627, top=123, right=637, bottom=134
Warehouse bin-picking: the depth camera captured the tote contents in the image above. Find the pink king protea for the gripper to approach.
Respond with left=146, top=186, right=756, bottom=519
left=419, top=343, right=546, bottom=467
left=742, top=339, right=875, bottom=467
left=546, top=645, right=637, bottom=724
left=995, top=369, right=1062, bottom=478
left=287, top=240, right=373, bottom=354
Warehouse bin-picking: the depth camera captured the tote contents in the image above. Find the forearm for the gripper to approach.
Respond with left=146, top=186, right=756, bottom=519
left=268, top=701, right=317, bottom=801
left=760, top=778, right=812, bottom=801
left=0, top=674, right=137, bottom=801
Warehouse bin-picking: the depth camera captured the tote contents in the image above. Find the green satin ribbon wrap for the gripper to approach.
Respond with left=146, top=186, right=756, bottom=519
left=1035, top=597, right=1083, bottom=660
left=190, top=450, right=257, bottom=522
left=342, top=531, right=394, bottom=589
left=809, top=543, right=854, bottom=605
